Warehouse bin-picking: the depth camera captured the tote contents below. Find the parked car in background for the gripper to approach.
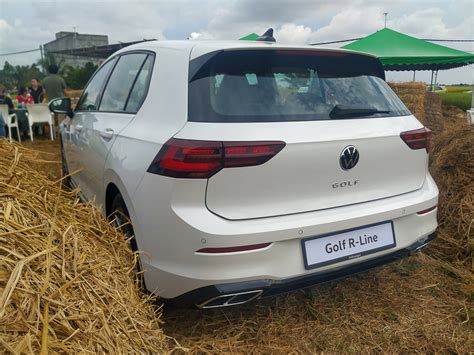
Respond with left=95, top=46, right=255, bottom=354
left=49, top=39, right=438, bottom=308
left=429, top=85, right=446, bottom=92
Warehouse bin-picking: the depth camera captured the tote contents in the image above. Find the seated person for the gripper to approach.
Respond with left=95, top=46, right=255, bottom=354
left=0, top=112, right=4, bottom=138
left=16, top=87, right=34, bottom=107
left=29, top=79, right=44, bottom=103
left=0, top=84, right=14, bottom=111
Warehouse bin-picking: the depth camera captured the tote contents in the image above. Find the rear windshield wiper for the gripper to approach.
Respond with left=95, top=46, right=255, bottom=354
left=329, top=104, right=390, bottom=119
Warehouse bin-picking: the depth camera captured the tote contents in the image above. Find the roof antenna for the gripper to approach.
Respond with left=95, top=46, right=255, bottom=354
left=256, top=28, right=276, bottom=42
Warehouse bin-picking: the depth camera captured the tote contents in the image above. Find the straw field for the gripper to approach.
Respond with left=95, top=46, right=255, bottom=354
left=0, top=142, right=177, bottom=353
left=1, top=83, right=473, bottom=352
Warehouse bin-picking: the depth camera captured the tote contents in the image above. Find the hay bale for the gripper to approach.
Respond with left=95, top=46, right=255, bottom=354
left=429, top=122, right=474, bottom=268
left=0, top=141, right=175, bottom=353
left=389, top=82, right=427, bottom=124
left=424, top=92, right=444, bottom=135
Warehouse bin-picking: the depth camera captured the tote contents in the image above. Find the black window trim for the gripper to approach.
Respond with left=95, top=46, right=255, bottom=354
left=75, top=56, right=118, bottom=112
left=75, top=49, right=155, bottom=115
left=123, top=54, right=153, bottom=112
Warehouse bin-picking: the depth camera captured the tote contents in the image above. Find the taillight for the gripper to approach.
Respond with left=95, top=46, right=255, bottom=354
left=400, top=127, right=431, bottom=152
left=147, top=138, right=285, bottom=178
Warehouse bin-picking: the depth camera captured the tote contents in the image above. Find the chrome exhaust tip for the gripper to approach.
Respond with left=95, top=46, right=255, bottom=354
left=197, top=290, right=263, bottom=309
left=409, top=240, right=431, bottom=255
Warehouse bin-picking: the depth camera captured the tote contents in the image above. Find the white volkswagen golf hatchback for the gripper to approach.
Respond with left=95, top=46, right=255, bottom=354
left=49, top=39, right=438, bottom=308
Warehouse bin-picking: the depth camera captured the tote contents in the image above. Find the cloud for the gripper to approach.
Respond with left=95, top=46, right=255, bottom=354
left=0, top=19, right=14, bottom=50
left=389, top=7, right=473, bottom=39
left=275, top=23, right=313, bottom=44
left=0, top=0, right=472, bottom=84
left=307, top=6, right=385, bottom=44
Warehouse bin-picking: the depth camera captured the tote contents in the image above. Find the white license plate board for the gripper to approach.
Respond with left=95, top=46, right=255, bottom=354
left=302, top=221, right=396, bottom=269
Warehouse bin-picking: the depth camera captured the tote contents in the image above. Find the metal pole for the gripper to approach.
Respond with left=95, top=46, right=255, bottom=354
left=430, top=70, right=434, bottom=91
left=469, top=77, right=474, bottom=124
left=412, top=71, right=416, bottom=82
left=471, top=78, right=474, bottom=111
left=39, top=45, right=45, bottom=74
left=434, top=70, right=439, bottom=87
left=383, top=12, right=388, bottom=28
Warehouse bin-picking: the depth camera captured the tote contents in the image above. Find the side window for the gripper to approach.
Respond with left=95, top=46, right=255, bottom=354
left=99, top=53, right=147, bottom=112
left=76, top=59, right=115, bottom=111
left=125, top=55, right=154, bottom=113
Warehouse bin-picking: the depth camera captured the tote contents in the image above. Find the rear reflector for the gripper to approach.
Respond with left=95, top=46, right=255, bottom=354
left=196, top=242, right=272, bottom=254
left=148, top=138, right=285, bottom=178
left=416, top=205, right=437, bottom=215
left=400, top=127, right=431, bottom=152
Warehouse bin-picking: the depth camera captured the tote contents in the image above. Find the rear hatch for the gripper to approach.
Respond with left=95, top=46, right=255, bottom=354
left=180, top=48, right=429, bottom=220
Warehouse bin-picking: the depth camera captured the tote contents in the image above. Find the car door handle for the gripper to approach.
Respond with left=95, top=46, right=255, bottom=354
left=75, top=124, right=83, bottom=132
left=99, top=128, right=114, bottom=141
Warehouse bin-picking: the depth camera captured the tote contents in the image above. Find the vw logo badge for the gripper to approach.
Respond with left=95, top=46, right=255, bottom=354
left=340, top=145, right=359, bottom=170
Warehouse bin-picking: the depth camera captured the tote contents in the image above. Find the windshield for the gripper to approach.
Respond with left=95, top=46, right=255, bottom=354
left=188, top=49, right=410, bottom=122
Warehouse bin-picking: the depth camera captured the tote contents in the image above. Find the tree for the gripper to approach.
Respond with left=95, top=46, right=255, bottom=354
left=0, top=58, right=97, bottom=92
left=0, top=61, right=44, bottom=91
left=63, top=62, right=98, bottom=89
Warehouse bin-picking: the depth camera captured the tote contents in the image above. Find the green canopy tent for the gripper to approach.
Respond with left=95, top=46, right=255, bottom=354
left=240, top=33, right=259, bottom=41
left=341, top=28, right=474, bottom=89
left=342, top=28, right=474, bottom=70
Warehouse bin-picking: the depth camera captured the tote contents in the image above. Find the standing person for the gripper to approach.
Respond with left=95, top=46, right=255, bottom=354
left=29, top=78, right=44, bottom=104
left=42, top=64, right=67, bottom=102
left=16, top=87, right=34, bottom=107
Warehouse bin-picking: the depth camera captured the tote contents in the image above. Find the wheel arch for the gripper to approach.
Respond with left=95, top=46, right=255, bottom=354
left=105, top=183, right=121, bottom=217
left=103, top=170, right=139, bottom=236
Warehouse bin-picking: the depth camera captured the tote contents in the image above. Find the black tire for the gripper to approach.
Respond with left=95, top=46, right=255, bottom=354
left=59, top=136, right=72, bottom=188
left=109, top=194, right=145, bottom=287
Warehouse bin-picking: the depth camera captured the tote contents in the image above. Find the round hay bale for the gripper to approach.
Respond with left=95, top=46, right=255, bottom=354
left=389, top=82, right=427, bottom=124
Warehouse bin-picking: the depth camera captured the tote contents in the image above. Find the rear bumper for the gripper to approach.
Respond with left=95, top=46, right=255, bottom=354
left=170, top=232, right=437, bottom=307
left=132, top=173, right=438, bottom=299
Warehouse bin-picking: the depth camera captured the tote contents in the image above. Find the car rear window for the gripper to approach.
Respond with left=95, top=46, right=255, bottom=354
left=188, top=49, right=410, bottom=122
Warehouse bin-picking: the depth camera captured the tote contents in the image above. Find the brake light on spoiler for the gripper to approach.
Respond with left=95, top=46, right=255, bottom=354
left=147, top=138, right=286, bottom=178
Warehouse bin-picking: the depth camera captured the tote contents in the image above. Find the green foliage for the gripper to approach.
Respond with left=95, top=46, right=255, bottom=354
left=63, top=62, right=98, bottom=89
left=0, top=61, right=44, bottom=90
left=0, top=59, right=98, bottom=91
left=438, top=86, right=473, bottom=111
left=445, top=85, right=473, bottom=93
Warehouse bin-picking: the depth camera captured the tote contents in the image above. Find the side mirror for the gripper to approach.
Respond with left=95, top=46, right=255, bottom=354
left=48, top=97, right=74, bottom=118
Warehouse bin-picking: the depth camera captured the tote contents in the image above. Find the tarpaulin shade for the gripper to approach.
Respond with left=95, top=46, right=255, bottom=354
left=240, top=33, right=259, bottom=41
left=342, top=28, right=474, bottom=71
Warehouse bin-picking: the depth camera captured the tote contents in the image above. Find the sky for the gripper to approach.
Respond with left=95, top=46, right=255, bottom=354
left=0, top=0, right=473, bottom=84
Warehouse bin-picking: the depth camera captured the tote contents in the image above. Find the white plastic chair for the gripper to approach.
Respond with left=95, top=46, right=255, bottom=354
left=0, top=104, right=21, bottom=142
left=26, top=103, right=54, bottom=141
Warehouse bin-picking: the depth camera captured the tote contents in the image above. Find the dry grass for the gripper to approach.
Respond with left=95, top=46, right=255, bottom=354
left=1, top=91, right=473, bottom=352
left=163, top=255, right=473, bottom=353
left=389, top=82, right=427, bottom=124
left=0, top=140, right=175, bottom=353
left=429, top=115, right=473, bottom=268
